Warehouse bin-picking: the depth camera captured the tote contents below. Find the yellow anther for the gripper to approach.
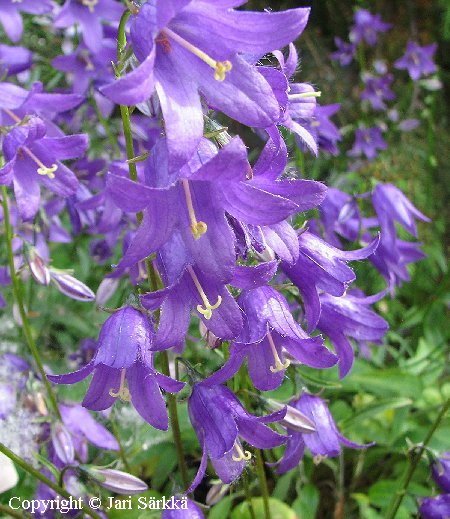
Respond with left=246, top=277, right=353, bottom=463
left=267, top=332, right=291, bottom=373
left=82, top=0, right=98, bottom=13
left=231, top=443, right=252, bottom=462
left=109, top=369, right=131, bottom=402
left=182, top=179, right=207, bottom=240
left=164, top=28, right=233, bottom=82
left=37, top=164, right=58, bottom=179
left=187, top=266, right=222, bottom=320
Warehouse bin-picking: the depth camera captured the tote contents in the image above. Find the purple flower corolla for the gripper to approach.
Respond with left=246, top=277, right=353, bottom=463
left=330, top=37, right=356, bottom=66
left=101, top=1, right=311, bottom=169
left=0, top=44, right=32, bottom=76
left=84, top=467, right=148, bottom=495
left=54, top=0, right=124, bottom=53
left=0, top=0, right=53, bottom=42
left=0, top=116, right=88, bottom=220
left=277, top=393, right=371, bottom=473
left=52, top=40, right=116, bottom=94
left=187, top=383, right=287, bottom=490
left=203, top=280, right=337, bottom=391
left=372, top=183, right=430, bottom=246
left=433, top=453, right=450, bottom=493
left=301, top=104, right=342, bottom=156
left=48, top=306, right=184, bottom=429
left=317, top=291, right=389, bottom=378
left=394, top=41, right=437, bottom=81
left=360, top=74, right=396, bottom=111
left=348, top=126, right=387, bottom=161
left=282, top=231, right=379, bottom=332
left=350, top=9, right=391, bottom=47
left=419, top=494, right=450, bottom=519
left=161, top=498, right=203, bottom=518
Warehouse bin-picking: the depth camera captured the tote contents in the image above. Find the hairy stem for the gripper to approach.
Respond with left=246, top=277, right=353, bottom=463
left=385, top=397, right=450, bottom=519
left=255, top=449, right=272, bottom=519
left=0, top=443, right=103, bottom=519
left=1, top=185, right=61, bottom=421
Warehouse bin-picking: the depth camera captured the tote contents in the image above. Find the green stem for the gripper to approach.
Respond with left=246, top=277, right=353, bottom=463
left=243, top=472, right=257, bottom=519
left=1, top=186, right=61, bottom=421
left=0, top=502, right=30, bottom=519
left=115, top=9, right=188, bottom=492
left=160, top=351, right=190, bottom=492
left=90, top=95, right=121, bottom=157
left=255, top=449, right=271, bottom=519
left=0, top=443, right=103, bottom=519
left=385, top=397, right=450, bottom=519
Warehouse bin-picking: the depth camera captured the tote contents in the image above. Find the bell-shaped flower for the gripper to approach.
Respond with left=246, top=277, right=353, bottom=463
left=0, top=0, right=53, bottom=43
left=317, top=291, right=389, bottom=378
left=54, top=0, right=124, bottom=53
left=101, top=1, right=311, bottom=169
left=0, top=44, right=32, bottom=76
left=348, top=126, right=387, bottom=161
left=205, top=279, right=337, bottom=391
left=282, top=231, right=379, bottom=332
left=360, top=73, right=396, bottom=111
left=349, top=9, right=391, bottom=46
left=0, top=115, right=88, bottom=220
left=277, top=393, right=372, bottom=474
left=48, top=306, right=184, bottom=429
left=82, top=466, right=148, bottom=495
left=419, top=494, right=450, bottom=519
left=394, top=41, right=437, bottom=81
left=187, top=382, right=287, bottom=490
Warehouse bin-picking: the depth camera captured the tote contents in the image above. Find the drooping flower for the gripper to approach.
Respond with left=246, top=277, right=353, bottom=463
left=348, top=126, right=387, bottom=161
left=0, top=0, right=53, bottom=43
left=360, top=73, right=396, bottom=111
left=282, top=231, right=379, bottom=331
left=394, top=41, right=438, bottom=81
left=419, top=494, right=450, bottom=519
left=101, top=1, right=311, bottom=169
left=433, top=453, right=450, bottom=493
left=350, top=9, right=391, bottom=47
left=187, top=382, right=287, bottom=490
left=48, top=306, right=184, bottom=429
left=317, top=291, right=389, bottom=378
left=277, top=393, right=372, bottom=474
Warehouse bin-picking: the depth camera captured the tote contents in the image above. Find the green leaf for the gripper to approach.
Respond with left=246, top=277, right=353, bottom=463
left=208, top=495, right=234, bottom=519
left=340, top=398, right=413, bottom=429
left=231, top=498, right=296, bottom=519
left=292, top=483, right=319, bottom=519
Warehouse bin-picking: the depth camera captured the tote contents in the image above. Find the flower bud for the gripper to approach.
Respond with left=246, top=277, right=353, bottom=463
left=96, top=277, right=120, bottom=306
left=82, top=467, right=148, bottom=494
left=206, top=482, right=229, bottom=506
left=26, top=249, right=51, bottom=286
left=52, top=422, right=75, bottom=464
left=50, top=271, right=95, bottom=302
left=267, top=399, right=316, bottom=433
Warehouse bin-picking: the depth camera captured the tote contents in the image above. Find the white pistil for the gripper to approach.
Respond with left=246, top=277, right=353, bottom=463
left=109, top=369, right=131, bottom=402
left=163, top=28, right=232, bottom=81
left=288, top=91, right=322, bottom=101
left=81, top=0, right=98, bottom=13
left=231, top=443, right=252, bottom=462
left=267, top=332, right=291, bottom=373
left=181, top=179, right=207, bottom=239
left=187, top=265, right=222, bottom=320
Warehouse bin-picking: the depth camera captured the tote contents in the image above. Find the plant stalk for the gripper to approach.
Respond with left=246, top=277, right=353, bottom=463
left=255, top=449, right=272, bottom=519
left=1, top=185, right=61, bottom=421
left=385, top=397, right=450, bottom=519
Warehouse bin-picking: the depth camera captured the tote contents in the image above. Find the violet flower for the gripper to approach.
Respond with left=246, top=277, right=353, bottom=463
left=360, top=74, right=396, bottom=111
left=187, top=382, right=287, bottom=490
left=277, top=393, right=372, bottom=473
left=0, top=0, right=53, bottom=43
left=330, top=37, right=356, bottom=66
left=302, top=104, right=342, bottom=156
left=161, top=498, right=204, bottom=518
left=317, top=291, right=389, bottom=378
left=350, top=9, right=392, bottom=47
left=101, top=1, right=311, bottom=169
left=394, top=41, right=438, bottom=81
left=433, top=453, right=450, bottom=493
left=0, top=44, right=32, bottom=76
left=54, top=0, right=124, bottom=53
left=419, top=494, right=450, bottom=519
left=48, top=306, right=184, bottom=429
left=282, top=231, right=379, bottom=332
left=348, top=126, right=387, bottom=161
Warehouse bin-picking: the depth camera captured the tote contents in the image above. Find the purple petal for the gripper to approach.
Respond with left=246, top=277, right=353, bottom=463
left=230, top=261, right=278, bottom=289
left=82, top=366, right=120, bottom=411
left=48, top=361, right=95, bottom=385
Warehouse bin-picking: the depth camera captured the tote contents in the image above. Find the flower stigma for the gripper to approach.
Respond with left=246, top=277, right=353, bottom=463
left=267, top=332, right=291, bottom=373
left=163, top=28, right=232, bottom=81
left=231, top=443, right=252, bottom=462
left=81, top=0, right=98, bottom=13
left=288, top=91, right=322, bottom=101
left=182, top=179, right=208, bottom=239
left=109, top=369, right=131, bottom=401
left=187, top=266, right=222, bottom=320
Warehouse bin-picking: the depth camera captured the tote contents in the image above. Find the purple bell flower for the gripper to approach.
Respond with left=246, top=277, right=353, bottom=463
left=0, top=44, right=32, bottom=76
left=48, top=306, right=184, bottom=429
left=187, top=382, right=287, bottom=490
left=301, top=104, right=342, bottom=156
left=317, top=291, right=389, bottom=378
left=282, top=231, right=379, bottom=332
left=348, top=126, right=387, bottom=161
left=101, top=1, right=311, bottom=169
left=419, top=494, right=450, bottom=519
left=277, top=393, right=372, bottom=474
left=350, top=9, right=392, bottom=47
left=360, top=74, right=396, bottom=111
left=330, top=37, right=356, bottom=66
left=0, top=0, right=53, bottom=43
left=433, top=453, right=450, bottom=493
left=394, top=41, right=438, bottom=81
